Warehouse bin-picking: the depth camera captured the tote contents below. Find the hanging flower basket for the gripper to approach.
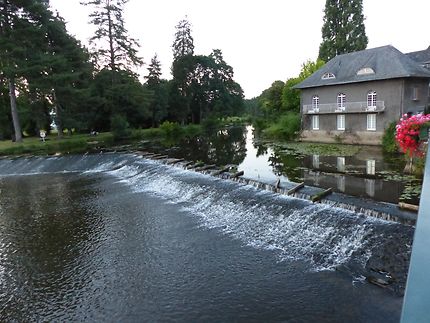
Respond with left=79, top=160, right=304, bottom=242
left=395, top=114, right=430, bottom=158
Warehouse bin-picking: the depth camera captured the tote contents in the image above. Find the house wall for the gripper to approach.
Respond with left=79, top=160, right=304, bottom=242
left=299, top=78, right=430, bottom=145
left=403, top=78, right=430, bottom=114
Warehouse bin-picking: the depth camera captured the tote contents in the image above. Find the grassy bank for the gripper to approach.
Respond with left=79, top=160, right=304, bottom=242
left=0, top=119, right=240, bottom=157
left=0, top=132, right=115, bottom=156
left=252, top=113, right=301, bottom=141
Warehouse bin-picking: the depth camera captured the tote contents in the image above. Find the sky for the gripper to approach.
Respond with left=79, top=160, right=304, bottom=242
left=49, top=0, right=430, bottom=99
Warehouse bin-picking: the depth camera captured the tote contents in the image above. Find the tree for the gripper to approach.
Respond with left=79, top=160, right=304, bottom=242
left=172, top=18, right=194, bottom=60
left=259, top=80, right=284, bottom=116
left=0, top=0, right=46, bottom=142
left=26, top=12, right=95, bottom=137
left=81, top=0, right=143, bottom=76
left=145, top=54, right=168, bottom=127
left=170, top=18, right=195, bottom=123
left=282, top=59, right=325, bottom=112
left=318, top=0, right=368, bottom=62
left=89, top=69, right=149, bottom=131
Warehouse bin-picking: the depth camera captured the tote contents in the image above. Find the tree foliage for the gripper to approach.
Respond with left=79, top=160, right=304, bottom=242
left=172, top=18, right=194, bottom=60
left=145, top=54, right=168, bottom=127
left=0, top=9, right=245, bottom=141
left=318, top=0, right=368, bottom=62
left=81, top=0, right=143, bottom=73
left=170, top=18, right=244, bottom=124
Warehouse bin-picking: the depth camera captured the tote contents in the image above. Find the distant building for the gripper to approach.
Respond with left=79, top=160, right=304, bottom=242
left=294, top=45, right=430, bottom=145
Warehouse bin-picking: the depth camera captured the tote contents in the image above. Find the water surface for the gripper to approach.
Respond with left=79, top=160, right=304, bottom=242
left=0, top=155, right=411, bottom=321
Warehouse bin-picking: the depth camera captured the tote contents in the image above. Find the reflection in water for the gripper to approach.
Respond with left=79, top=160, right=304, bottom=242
left=337, top=175, right=346, bottom=192
left=143, top=126, right=248, bottom=166
left=312, top=155, right=320, bottom=169
left=141, top=125, right=414, bottom=204
left=366, top=179, right=376, bottom=197
left=0, top=174, right=103, bottom=320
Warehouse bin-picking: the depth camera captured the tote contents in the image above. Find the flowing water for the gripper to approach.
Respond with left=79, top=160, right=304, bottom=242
left=0, top=154, right=413, bottom=322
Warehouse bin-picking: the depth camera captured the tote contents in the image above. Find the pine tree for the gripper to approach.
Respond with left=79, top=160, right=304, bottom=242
left=145, top=54, right=167, bottom=127
left=81, top=0, right=143, bottom=75
left=146, top=54, right=162, bottom=86
left=172, top=18, right=194, bottom=60
left=170, top=18, right=195, bottom=123
left=318, top=0, right=368, bottom=62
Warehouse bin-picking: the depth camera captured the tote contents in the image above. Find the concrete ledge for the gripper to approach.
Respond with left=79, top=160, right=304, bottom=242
left=300, top=130, right=383, bottom=145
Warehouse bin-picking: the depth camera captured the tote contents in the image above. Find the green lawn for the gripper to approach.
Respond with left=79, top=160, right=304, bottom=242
left=0, top=132, right=114, bottom=156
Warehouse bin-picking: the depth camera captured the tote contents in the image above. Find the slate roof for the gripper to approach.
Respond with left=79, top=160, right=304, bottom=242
left=294, top=45, right=430, bottom=89
left=406, top=46, right=430, bottom=64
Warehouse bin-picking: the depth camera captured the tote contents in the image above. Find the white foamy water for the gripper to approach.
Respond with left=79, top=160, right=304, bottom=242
left=100, top=160, right=375, bottom=271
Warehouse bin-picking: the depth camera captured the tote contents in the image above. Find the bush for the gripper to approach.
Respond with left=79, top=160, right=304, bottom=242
left=111, top=114, right=132, bottom=140
left=202, top=117, right=221, bottom=134
left=382, top=121, right=398, bottom=153
left=263, top=113, right=301, bottom=140
left=183, top=124, right=202, bottom=138
left=159, top=121, right=183, bottom=137
left=252, top=117, right=268, bottom=132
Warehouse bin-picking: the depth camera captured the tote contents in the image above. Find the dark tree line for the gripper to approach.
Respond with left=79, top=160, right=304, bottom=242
left=0, top=1, right=244, bottom=142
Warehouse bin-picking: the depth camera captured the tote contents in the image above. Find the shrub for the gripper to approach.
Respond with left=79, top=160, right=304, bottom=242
left=252, top=117, right=268, bottom=132
left=159, top=121, right=183, bottom=137
left=382, top=121, right=398, bottom=153
left=183, top=124, right=202, bottom=138
left=202, top=117, right=221, bottom=134
left=263, top=113, right=301, bottom=140
left=111, top=114, right=132, bottom=140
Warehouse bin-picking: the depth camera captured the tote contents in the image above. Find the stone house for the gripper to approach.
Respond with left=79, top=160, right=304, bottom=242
left=294, top=45, right=430, bottom=145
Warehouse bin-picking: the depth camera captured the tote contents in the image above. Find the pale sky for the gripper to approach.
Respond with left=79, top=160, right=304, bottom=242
left=49, top=0, right=430, bottom=99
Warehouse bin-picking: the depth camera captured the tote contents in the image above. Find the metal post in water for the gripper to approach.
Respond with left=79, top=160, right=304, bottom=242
left=401, top=153, right=430, bottom=322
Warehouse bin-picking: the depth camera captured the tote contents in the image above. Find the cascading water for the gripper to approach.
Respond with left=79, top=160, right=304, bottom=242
left=0, top=153, right=414, bottom=321
left=0, top=154, right=413, bottom=277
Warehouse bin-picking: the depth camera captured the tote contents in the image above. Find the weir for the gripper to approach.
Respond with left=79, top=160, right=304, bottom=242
left=141, top=153, right=417, bottom=225
left=0, top=152, right=415, bottom=295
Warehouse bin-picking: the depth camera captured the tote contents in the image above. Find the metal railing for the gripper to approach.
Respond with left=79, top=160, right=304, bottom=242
left=303, top=101, right=385, bottom=114
left=401, top=152, right=430, bottom=322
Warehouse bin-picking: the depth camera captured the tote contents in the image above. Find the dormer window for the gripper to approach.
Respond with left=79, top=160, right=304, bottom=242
left=322, top=72, right=336, bottom=80
left=357, top=67, right=375, bottom=75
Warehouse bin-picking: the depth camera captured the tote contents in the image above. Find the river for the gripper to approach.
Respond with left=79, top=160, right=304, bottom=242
left=139, top=125, right=419, bottom=205
left=0, top=154, right=412, bottom=321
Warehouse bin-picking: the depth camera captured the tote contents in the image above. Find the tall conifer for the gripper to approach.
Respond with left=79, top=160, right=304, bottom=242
left=318, top=0, right=368, bottom=62
left=81, top=0, right=142, bottom=75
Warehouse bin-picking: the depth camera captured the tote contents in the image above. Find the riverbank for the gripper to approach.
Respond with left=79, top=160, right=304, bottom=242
left=0, top=117, right=249, bottom=157
left=0, top=123, right=423, bottom=207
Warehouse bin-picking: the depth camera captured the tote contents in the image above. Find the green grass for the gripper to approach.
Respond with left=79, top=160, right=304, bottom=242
left=0, top=132, right=114, bottom=156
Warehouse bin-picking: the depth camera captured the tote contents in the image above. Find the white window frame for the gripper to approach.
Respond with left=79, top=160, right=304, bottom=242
left=312, top=115, right=319, bottom=130
left=337, top=114, right=345, bottom=131
left=357, top=67, right=375, bottom=75
left=322, top=72, right=336, bottom=80
left=337, top=93, right=346, bottom=110
left=312, top=95, right=319, bottom=111
left=337, top=157, right=345, bottom=172
left=366, top=160, right=376, bottom=175
left=367, top=114, right=376, bottom=131
left=367, top=91, right=377, bottom=108
left=412, top=87, right=419, bottom=101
